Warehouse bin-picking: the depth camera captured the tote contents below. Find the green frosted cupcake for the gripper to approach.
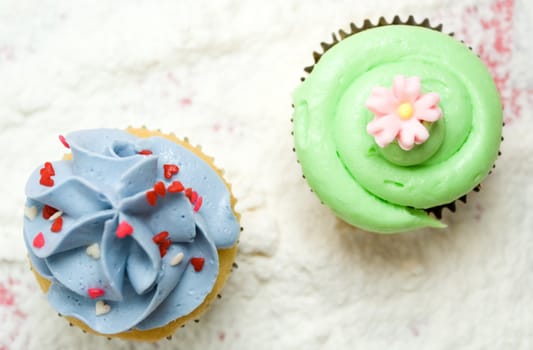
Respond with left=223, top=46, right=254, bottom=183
left=292, top=17, right=503, bottom=233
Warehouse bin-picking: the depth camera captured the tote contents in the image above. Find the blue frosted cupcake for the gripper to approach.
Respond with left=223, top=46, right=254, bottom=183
left=23, top=127, right=240, bottom=341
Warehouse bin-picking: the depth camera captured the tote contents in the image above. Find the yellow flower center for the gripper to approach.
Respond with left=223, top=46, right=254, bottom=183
left=397, top=103, right=414, bottom=120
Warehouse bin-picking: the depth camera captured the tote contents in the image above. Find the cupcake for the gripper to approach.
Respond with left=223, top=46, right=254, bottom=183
left=292, top=17, right=503, bottom=233
left=23, top=127, right=240, bottom=341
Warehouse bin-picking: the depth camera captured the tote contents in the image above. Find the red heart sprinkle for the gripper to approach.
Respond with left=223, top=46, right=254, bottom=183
left=116, top=221, right=134, bottom=238
left=138, top=149, right=153, bottom=155
left=160, top=238, right=172, bottom=250
left=33, top=232, right=45, bottom=248
left=185, top=188, right=193, bottom=199
left=154, top=181, right=166, bottom=197
left=193, top=196, right=203, bottom=212
left=87, top=288, right=105, bottom=299
left=163, top=164, right=179, bottom=179
left=51, top=217, right=63, bottom=233
left=190, top=191, right=198, bottom=205
left=152, top=231, right=169, bottom=244
left=40, top=167, right=53, bottom=177
left=168, top=181, right=184, bottom=193
left=42, top=205, right=58, bottom=219
left=190, top=257, right=205, bottom=272
left=159, top=245, right=168, bottom=258
left=43, top=162, right=55, bottom=176
left=58, top=135, right=70, bottom=149
left=146, top=190, right=157, bottom=206
left=39, top=162, right=56, bottom=187
left=39, top=175, right=54, bottom=187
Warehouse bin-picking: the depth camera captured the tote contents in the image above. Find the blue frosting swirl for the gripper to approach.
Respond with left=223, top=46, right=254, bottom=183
left=23, top=129, right=239, bottom=334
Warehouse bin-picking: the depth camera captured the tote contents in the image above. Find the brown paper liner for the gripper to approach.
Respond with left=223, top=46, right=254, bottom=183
left=303, top=16, right=445, bottom=76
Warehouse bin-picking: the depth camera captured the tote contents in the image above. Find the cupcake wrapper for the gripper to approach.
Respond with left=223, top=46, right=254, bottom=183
left=303, top=16, right=445, bottom=76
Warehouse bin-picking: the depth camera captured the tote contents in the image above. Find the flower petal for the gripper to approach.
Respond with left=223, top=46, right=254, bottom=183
left=416, top=107, right=442, bottom=122
left=367, top=114, right=401, bottom=148
left=398, top=120, right=429, bottom=150
left=413, top=121, right=430, bottom=144
left=393, top=76, right=421, bottom=103
left=414, top=92, right=442, bottom=122
left=365, top=87, right=398, bottom=116
left=392, top=75, right=406, bottom=98
left=414, top=92, right=440, bottom=110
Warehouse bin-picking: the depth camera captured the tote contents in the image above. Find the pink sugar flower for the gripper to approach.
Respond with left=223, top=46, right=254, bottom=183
left=365, top=75, right=442, bottom=151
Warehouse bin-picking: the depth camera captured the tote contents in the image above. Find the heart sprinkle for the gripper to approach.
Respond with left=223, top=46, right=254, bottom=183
left=193, top=196, right=203, bottom=212
left=152, top=231, right=169, bottom=244
left=190, top=191, right=198, bottom=205
left=95, top=300, right=111, bottom=316
left=190, top=257, right=205, bottom=272
left=39, top=175, right=54, bottom=187
left=152, top=231, right=172, bottom=257
left=146, top=190, right=157, bottom=206
left=41, top=162, right=55, bottom=176
left=24, top=206, right=38, bottom=221
left=88, top=288, right=105, bottom=299
left=58, top=135, right=70, bottom=149
left=159, top=245, right=168, bottom=258
left=170, top=252, right=184, bottom=266
left=154, top=181, right=166, bottom=197
left=39, top=162, right=56, bottom=187
left=116, top=221, right=133, bottom=239
left=160, top=239, right=172, bottom=250
left=48, top=210, right=63, bottom=221
left=163, top=164, right=179, bottom=179
left=168, top=181, right=184, bottom=193
left=138, top=149, right=152, bottom=155
left=86, top=243, right=100, bottom=259
left=158, top=239, right=172, bottom=257
left=42, top=205, right=58, bottom=220
left=33, top=232, right=45, bottom=248
left=50, top=217, right=63, bottom=233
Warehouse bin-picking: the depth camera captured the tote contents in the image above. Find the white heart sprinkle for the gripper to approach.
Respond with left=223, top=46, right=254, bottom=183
left=48, top=210, right=63, bottom=221
left=86, top=243, right=100, bottom=260
left=95, top=300, right=111, bottom=316
left=170, top=252, right=184, bottom=266
left=24, top=206, right=38, bottom=220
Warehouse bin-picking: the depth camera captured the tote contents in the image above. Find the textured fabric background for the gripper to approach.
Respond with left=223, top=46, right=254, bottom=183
left=1, top=0, right=532, bottom=349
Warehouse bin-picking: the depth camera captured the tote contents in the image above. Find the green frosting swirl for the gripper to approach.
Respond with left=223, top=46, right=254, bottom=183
left=293, top=25, right=502, bottom=233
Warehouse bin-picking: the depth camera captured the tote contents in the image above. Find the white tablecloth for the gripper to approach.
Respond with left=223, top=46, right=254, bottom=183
left=1, top=0, right=532, bottom=348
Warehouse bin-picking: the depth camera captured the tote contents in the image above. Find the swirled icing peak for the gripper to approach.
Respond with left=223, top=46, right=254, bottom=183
left=23, top=129, right=239, bottom=334
left=366, top=75, right=442, bottom=150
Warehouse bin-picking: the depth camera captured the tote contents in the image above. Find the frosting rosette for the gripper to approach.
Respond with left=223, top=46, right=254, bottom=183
left=292, top=24, right=503, bottom=233
left=23, top=129, right=239, bottom=334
